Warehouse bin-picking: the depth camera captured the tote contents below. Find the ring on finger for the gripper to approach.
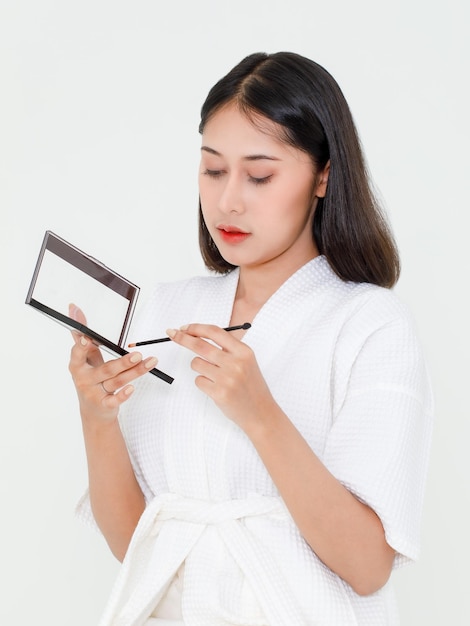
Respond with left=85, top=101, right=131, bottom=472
left=100, top=380, right=113, bottom=395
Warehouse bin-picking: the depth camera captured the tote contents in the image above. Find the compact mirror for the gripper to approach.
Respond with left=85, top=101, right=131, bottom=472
left=26, top=231, right=173, bottom=384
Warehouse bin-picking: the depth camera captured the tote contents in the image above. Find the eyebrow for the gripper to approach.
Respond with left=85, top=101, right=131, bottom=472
left=201, top=146, right=281, bottom=162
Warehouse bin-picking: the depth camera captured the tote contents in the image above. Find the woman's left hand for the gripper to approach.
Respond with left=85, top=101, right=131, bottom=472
left=167, top=324, right=276, bottom=432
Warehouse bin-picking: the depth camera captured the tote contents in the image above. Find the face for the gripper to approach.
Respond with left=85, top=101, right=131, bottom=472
left=199, top=103, right=328, bottom=275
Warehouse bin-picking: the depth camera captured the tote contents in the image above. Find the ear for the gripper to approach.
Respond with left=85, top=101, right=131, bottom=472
left=315, top=160, right=330, bottom=198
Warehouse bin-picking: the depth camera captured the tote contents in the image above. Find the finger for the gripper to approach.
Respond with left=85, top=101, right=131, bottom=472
left=167, top=324, right=245, bottom=360
left=69, top=302, right=87, bottom=325
left=69, top=335, right=103, bottom=370
left=70, top=334, right=104, bottom=369
left=100, top=383, right=135, bottom=408
left=190, top=355, right=219, bottom=382
left=97, top=355, right=159, bottom=393
left=167, top=327, right=227, bottom=365
left=68, top=304, right=104, bottom=366
left=178, top=323, right=242, bottom=351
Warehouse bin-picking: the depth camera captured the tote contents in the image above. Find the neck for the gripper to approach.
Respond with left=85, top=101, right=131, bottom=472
left=235, top=252, right=319, bottom=311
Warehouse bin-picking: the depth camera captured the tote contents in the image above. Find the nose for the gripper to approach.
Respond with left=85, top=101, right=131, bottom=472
left=218, top=173, right=244, bottom=215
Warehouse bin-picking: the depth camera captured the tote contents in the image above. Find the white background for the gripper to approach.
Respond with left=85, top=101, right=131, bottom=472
left=1, top=1, right=469, bottom=624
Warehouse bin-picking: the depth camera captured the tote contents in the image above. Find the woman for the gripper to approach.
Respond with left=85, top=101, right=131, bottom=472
left=70, top=52, right=433, bottom=625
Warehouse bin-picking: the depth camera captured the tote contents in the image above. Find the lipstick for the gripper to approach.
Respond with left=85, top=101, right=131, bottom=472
left=218, top=225, right=250, bottom=243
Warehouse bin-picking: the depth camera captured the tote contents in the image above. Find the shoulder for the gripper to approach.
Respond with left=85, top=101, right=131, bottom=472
left=333, top=281, right=421, bottom=358
left=343, top=284, right=414, bottom=330
left=314, top=259, right=427, bottom=371
left=333, top=279, right=431, bottom=404
left=312, top=257, right=414, bottom=328
left=319, top=267, right=434, bottom=415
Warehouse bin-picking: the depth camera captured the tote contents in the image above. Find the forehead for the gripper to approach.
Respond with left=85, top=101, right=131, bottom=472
left=201, top=102, right=290, bottom=153
left=200, top=103, right=316, bottom=169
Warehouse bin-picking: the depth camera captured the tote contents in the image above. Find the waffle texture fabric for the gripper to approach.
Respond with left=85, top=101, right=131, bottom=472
left=77, top=256, right=433, bottom=626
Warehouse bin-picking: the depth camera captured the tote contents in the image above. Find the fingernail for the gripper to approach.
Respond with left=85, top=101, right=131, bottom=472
left=80, top=336, right=88, bottom=346
left=166, top=328, right=176, bottom=338
left=144, top=356, right=158, bottom=369
left=129, top=352, right=142, bottom=364
left=124, top=385, right=134, bottom=396
left=179, top=324, right=189, bottom=331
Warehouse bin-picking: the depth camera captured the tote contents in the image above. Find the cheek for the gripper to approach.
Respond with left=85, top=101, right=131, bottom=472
left=199, top=178, right=216, bottom=210
left=199, top=189, right=219, bottom=232
left=285, top=180, right=316, bottom=215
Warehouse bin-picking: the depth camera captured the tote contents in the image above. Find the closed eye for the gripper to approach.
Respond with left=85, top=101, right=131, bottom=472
left=249, top=175, right=272, bottom=185
left=202, top=170, right=272, bottom=185
left=203, top=169, right=224, bottom=178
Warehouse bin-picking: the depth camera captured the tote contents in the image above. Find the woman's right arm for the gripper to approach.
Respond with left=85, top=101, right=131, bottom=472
left=69, top=332, right=158, bottom=561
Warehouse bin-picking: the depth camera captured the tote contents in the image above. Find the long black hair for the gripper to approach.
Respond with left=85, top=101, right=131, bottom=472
left=198, top=52, right=400, bottom=288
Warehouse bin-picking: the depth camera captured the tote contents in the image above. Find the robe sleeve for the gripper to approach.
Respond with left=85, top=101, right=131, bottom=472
left=322, top=290, right=434, bottom=567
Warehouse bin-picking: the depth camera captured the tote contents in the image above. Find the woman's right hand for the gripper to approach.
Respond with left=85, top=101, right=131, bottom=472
left=67, top=305, right=150, bottom=559
left=68, top=304, right=158, bottom=424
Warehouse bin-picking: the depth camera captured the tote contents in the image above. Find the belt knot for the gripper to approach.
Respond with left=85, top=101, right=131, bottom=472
left=150, top=493, right=285, bottom=526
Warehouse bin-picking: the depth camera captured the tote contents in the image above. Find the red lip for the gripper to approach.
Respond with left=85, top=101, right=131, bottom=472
left=217, top=225, right=250, bottom=244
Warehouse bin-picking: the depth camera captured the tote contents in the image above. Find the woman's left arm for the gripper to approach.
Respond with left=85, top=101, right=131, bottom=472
left=167, top=324, right=395, bottom=596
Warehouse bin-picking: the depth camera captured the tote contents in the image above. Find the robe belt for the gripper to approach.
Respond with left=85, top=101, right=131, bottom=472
left=149, top=492, right=287, bottom=526
left=99, top=493, right=308, bottom=626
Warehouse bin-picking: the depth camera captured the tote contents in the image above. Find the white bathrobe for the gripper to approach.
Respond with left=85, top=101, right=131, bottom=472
left=77, top=256, right=434, bottom=626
